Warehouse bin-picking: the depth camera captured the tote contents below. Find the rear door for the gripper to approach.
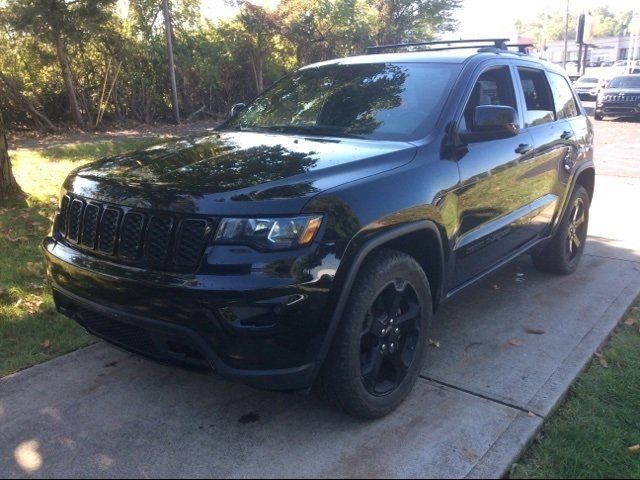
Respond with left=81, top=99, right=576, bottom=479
left=512, top=65, right=574, bottom=236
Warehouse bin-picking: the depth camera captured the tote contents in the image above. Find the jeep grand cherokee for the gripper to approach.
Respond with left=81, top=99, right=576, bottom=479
left=44, top=39, right=595, bottom=418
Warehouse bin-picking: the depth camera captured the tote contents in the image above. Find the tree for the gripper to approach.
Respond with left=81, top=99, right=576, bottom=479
left=4, top=0, right=118, bottom=129
left=374, top=0, right=461, bottom=45
left=237, top=2, right=280, bottom=93
left=516, top=8, right=634, bottom=45
left=0, top=109, right=23, bottom=200
left=162, top=0, right=181, bottom=124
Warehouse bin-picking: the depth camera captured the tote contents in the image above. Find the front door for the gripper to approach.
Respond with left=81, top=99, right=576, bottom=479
left=452, top=65, right=538, bottom=286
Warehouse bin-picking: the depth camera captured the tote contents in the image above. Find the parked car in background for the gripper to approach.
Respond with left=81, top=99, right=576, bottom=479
left=573, top=76, right=601, bottom=100
left=44, top=40, right=595, bottom=419
left=595, top=74, right=640, bottom=120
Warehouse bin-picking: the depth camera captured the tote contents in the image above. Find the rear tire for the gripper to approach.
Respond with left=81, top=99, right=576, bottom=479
left=594, top=113, right=603, bottom=121
left=317, top=249, right=432, bottom=419
left=532, top=185, right=590, bottom=275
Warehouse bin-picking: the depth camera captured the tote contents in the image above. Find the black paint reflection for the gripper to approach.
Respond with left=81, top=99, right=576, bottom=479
left=223, top=62, right=461, bottom=142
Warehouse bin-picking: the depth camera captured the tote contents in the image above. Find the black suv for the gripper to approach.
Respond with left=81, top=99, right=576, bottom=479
left=595, top=74, right=640, bottom=120
left=44, top=40, right=595, bottom=418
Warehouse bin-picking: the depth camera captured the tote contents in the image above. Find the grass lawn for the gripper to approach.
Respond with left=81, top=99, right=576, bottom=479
left=0, top=136, right=172, bottom=378
left=512, top=299, right=640, bottom=479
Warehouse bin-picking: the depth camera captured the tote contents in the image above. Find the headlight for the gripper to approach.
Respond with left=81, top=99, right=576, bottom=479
left=214, top=215, right=323, bottom=250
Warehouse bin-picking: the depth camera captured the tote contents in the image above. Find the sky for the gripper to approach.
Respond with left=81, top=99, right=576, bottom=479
left=202, top=0, right=639, bottom=40
left=447, top=0, right=639, bottom=40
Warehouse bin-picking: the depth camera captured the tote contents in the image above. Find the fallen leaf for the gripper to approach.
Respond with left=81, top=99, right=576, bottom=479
left=509, top=338, right=523, bottom=346
left=13, top=298, right=22, bottom=308
left=624, top=317, right=637, bottom=326
left=4, top=236, right=29, bottom=243
left=461, top=447, right=479, bottom=461
left=492, top=284, right=501, bottom=290
left=525, top=327, right=546, bottom=335
left=428, top=339, right=440, bottom=348
left=595, top=351, right=609, bottom=368
left=527, top=411, right=537, bottom=418
left=41, top=339, right=51, bottom=350
left=628, top=444, right=640, bottom=455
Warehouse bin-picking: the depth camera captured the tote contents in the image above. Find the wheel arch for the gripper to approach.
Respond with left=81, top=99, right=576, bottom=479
left=575, top=166, right=595, bottom=205
left=312, top=220, right=448, bottom=383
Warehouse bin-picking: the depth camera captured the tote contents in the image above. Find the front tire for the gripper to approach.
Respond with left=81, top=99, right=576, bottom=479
left=317, top=249, right=432, bottom=419
left=533, top=185, right=590, bottom=275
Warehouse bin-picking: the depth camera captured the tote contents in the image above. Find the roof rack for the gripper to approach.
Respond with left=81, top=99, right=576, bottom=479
left=365, top=38, right=532, bottom=55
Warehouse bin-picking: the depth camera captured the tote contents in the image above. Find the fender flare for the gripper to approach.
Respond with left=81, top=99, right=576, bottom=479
left=310, top=220, right=446, bottom=382
left=550, top=160, right=595, bottom=238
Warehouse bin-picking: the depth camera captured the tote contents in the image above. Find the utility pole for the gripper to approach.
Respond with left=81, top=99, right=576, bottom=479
left=162, top=0, right=180, bottom=124
left=562, top=0, right=570, bottom=69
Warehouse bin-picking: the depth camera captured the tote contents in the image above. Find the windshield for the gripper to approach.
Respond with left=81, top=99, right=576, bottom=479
left=608, top=76, right=640, bottom=89
left=577, top=77, right=598, bottom=84
left=221, top=62, right=461, bottom=142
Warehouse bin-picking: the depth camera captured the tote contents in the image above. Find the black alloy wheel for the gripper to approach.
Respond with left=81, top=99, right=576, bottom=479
left=360, top=280, right=421, bottom=396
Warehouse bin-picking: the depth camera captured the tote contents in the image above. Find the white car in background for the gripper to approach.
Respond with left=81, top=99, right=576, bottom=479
left=573, top=76, right=601, bottom=100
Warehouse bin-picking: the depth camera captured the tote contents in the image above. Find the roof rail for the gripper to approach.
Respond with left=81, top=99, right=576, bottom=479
left=366, top=38, right=510, bottom=54
left=365, top=38, right=535, bottom=56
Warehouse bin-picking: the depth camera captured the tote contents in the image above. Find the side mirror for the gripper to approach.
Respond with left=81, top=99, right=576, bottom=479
left=460, top=105, right=520, bottom=143
left=230, top=103, right=246, bottom=118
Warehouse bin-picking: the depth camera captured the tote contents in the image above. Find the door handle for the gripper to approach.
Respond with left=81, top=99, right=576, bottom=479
left=561, top=130, right=574, bottom=140
left=515, top=144, right=533, bottom=155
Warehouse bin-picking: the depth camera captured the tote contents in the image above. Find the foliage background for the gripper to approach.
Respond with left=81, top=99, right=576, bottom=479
left=0, top=0, right=461, bottom=130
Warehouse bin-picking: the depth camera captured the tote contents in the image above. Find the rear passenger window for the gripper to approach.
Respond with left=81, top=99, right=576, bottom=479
left=547, top=72, right=579, bottom=119
left=517, top=68, right=555, bottom=127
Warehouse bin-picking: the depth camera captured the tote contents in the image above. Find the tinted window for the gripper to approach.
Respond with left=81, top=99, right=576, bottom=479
left=460, top=66, right=517, bottom=131
left=222, top=63, right=461, bottom=142
left=547, top=73, right=579, bottom=119
left=517, top=68, right=555, bottom=127
left=608, top=76, right=640, bottom=89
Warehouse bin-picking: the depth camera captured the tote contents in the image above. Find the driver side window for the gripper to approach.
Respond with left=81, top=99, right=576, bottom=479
left=460, top=66, right=517, bottom=132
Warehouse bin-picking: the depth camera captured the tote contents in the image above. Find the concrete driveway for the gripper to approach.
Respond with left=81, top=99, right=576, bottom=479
left=2, top=172, right=639, bottom=478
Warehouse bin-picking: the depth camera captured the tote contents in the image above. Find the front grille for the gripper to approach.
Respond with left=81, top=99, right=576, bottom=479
left=174, top=220, right=209, bottom=266
left=602, top=94, right=640, bottom=103
left=119, top=213, right=145, bottom=259
left=57, top=195, right=215, bottom=272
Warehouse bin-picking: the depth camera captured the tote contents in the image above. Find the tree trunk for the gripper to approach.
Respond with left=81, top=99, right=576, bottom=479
left=0, top=72, right=56, bottom=132
left=162, top=0, right=180, bottom=124
left=55, top=32, right=85, bottom=129
left=0, top=110, right=24, bottom=201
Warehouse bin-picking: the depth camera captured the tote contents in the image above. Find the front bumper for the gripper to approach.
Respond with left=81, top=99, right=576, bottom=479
left=595, top=103, right=640, bottom=117
left=44, top=237, right=335, bottom=391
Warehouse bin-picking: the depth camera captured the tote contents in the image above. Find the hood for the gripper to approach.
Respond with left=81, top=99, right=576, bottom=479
left=574, top=83, right=598, bottom=89
left=66, top=131, right=417, bottom=215
left=601, top=87, right=640, bottom=96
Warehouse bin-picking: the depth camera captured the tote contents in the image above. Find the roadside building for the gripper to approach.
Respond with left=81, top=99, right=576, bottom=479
left=542, top=35, right=639, bottom=65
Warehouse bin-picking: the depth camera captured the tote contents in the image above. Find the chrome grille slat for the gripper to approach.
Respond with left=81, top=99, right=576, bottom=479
left=603, top=94, right=640, bottom=103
